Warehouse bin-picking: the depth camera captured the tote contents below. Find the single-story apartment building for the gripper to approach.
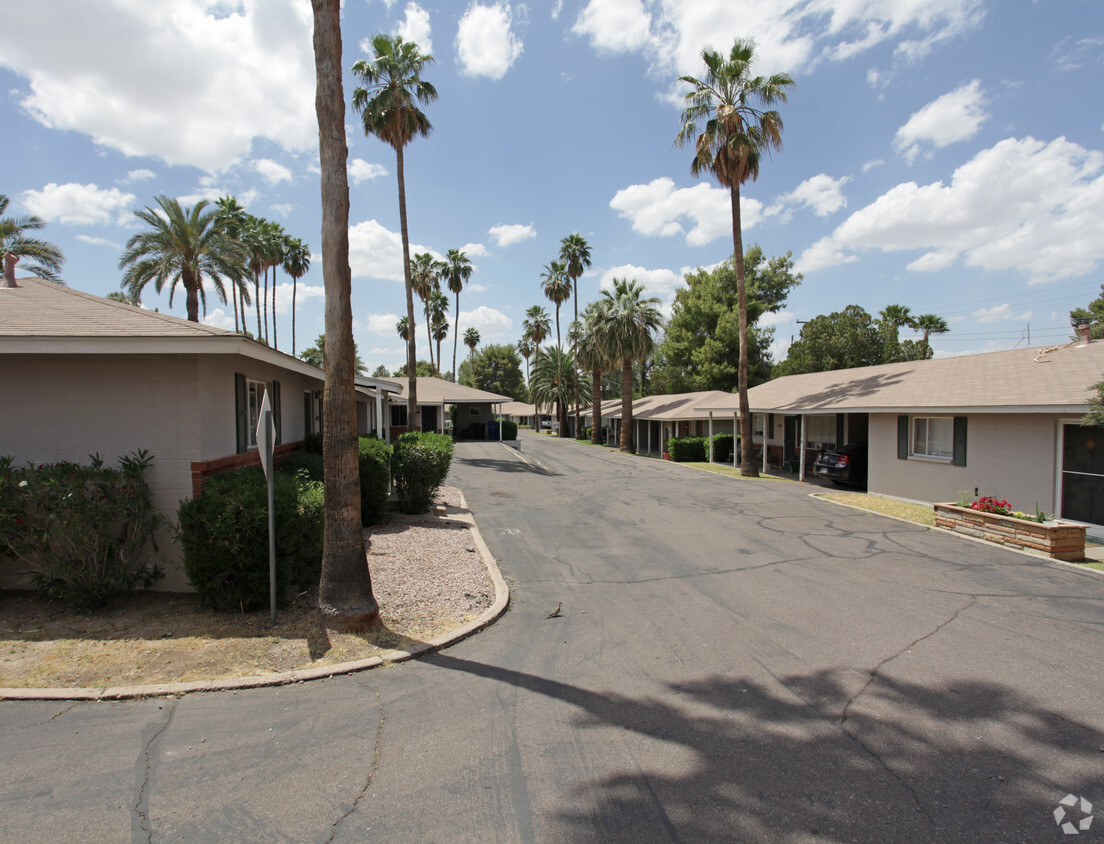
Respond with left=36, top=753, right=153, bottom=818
left=383, top=375, right=514, bottom=441
left=601, top=391, right=739, bottom=456
left=0, top=277, right=403, bottom=589
left=697, top=339, right=1104, bottom=526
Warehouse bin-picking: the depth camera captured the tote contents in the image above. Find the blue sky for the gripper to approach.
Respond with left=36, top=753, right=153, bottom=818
left=2, top=0, right=1103, bottom=375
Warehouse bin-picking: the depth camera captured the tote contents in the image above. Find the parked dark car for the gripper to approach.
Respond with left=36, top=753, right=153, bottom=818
left=814, top=443, right=868, bottom=488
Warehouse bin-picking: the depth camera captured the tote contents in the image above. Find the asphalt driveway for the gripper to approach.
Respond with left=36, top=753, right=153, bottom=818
left=1, top=433, right=1102, bottom=842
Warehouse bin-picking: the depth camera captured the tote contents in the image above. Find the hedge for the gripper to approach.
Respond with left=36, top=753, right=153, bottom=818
left=357, top=437, right=392, bottom=525
left=392, top=432, right=454, bottom=514
left=667, top=436, right=708, bottom=462
left=711, top=433, right=736, bottom=462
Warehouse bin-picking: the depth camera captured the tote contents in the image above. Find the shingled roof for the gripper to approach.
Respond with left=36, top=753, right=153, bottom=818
left=694, top=341, right=1104, bottom=415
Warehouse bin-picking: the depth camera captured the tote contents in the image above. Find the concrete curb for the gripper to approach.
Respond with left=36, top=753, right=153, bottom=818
left=0, top=492, right=510, bottom=702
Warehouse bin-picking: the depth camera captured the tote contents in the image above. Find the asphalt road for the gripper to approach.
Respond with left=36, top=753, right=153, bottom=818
left=2, top=434, right=1102, bottom=843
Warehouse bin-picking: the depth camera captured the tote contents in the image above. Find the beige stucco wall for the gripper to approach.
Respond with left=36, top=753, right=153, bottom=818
left=1, top=353, right=323, bottom=592
left=868, top=412, right=1064, bottom=513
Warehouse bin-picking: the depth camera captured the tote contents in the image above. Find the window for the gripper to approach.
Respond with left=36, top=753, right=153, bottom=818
left=912, top=417, right=954, bottom=460
left=391, top=405, right=408, bottom=427
left=805, top=415, right=835, bottom=448
left=753, top=414, right=764, bottom=436
left=246, top=379, right=266, bottom=448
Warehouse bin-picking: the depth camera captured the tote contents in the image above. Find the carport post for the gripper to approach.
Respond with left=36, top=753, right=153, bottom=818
left=498, top=403, right=503, bottom=441
left=375, top=389, right=384, bottom=442
left=647, top=419, right=651, bottom=456
left=762, top=416, right=768, bottom=474
left=708, top=412, right=714, bottom=463
left=799, top=414, right=807, bottom=481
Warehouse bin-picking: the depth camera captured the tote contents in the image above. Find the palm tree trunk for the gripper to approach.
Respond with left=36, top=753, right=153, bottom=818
left=272, top=269, right=278, bottom=350
left=452, top=291, right=460, bottom=382
left=573, top=276, right=580, bottom=440
left=263, top=267, right=270, bottom=344
left=424, top=303, right=434, bottom=373
left=591, top=368, right=601, bottom=444
left=292, top=275, right=298, bottom=355
left=232, top=281, right=240, bottom=332
left=620, top=357, right=633, bottom=452
left=311, top=0, right=378, bottom=630
left=396, top=144, right=419, bottom=431
left=255, top=272, right=262, bottom=339
left=183, top=270, right=200, bottom=322
left=731, top=183, right=758, bottom=478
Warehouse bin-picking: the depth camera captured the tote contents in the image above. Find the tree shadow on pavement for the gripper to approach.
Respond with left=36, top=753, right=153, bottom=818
left=427, top=653, right=1104, bottom=841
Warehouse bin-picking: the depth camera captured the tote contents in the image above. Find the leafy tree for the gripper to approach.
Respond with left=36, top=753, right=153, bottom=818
left=593, top=278, right=663, bottom=453
left=352, top=34, right=437, bottom=433
left=676, top=38, right=794, bottom=477
left=458, top=343, right=526, bottom=400
left=445, top=249, right=473, bottom=381
left=652, top=246, right=801, bottom=394
left=300, top=333, right=367, bottom=375
left=1071, top=285, right=1104, bottom=340
left=464, top=327, right=480, bottom=362
left=371, top=364, right=391, bottom=378
left=312, top=0, right=379, bottom=629
left=283, top=236, right=311, bottom=356
left=119, top=196, right=248, bottom=323
left=106, top=290, right=140, bottom=306
left=394, top=360, right=438, bottom=377
left=0, top=193, right=65, bottom=286
left=1082, top=381, right=1104, bottom=427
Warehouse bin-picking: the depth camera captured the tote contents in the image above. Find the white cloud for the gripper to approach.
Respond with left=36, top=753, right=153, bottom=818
left=272, top=283, right=324, bottom=314
left=573, top=0, right=652, bottom=54
left=0, top=1, right=317, bottom=173
left=22, top=182, right=136, bottom=226
left=460, top=242, right=489, bottom=257
left=973, top=304, right=1032, bottom=323
left=270, top=203, right=293, bottom=217
left=467, top=283, right=489, bottom=294
left=796, top=136, right=1104, bottom=284
left=254, top=158, right=292, bottom=185
left=894, top=80, right=988, bottom=163
left=349, top=158, right=388, bottom=185
left=1051, top=35, right=1104, bottom=72
left=456, top=3, right=524, bottom=80
left=203, top=308, right=235, bottom=330
left=758, top=310, right=793, bottom=329
left=362, top=312, right=403, bottom=335
left=488, top=223, right=535, bottom=246
left=123, top=168, right=156, bottom=183
left=458, top=305, right=512, bottom=338
left=610, top=177, right=761, bottom=247
left=551, top=0, right=564, bottom=20
left=348, top=219, right=436, bottom=281
left=599, top=264, right=684, bottom=300
left=76, top=234, right=122, bottom=249
left=769, top=173, right=849, bottom=219
left=393, top=2, right=433, bottom=54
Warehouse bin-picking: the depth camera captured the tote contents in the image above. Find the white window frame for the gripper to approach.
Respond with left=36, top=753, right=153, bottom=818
left=753, top=413, right=764, bottom=437
left=246, top=379, right=267, bottom=448
left=911, top=416, right=954, bottom=461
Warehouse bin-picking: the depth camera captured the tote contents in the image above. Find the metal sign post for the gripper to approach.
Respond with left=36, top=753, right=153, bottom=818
left=256, top=389, right=277, bottom=627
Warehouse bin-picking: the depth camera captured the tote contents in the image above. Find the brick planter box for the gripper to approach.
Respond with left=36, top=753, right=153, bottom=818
left=933, top=503, right=1086, bottom=561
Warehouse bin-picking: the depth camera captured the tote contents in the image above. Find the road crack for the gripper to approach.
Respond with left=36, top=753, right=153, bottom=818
left=134, top=697, right=177, bottom=843
left=327, top=686, right=384, bottom=843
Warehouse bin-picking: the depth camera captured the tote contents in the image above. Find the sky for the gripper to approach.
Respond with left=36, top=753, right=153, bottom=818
left=2, top=0, right=1103, bottom=376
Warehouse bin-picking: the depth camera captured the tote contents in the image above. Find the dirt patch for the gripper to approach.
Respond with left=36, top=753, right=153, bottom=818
left=0, top=487, right=495, bottom=690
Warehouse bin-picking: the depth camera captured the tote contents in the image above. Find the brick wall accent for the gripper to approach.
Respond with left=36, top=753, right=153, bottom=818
left=933, top=503, right=1086, bottom=561
left=191, top=441, right=305, bottom=498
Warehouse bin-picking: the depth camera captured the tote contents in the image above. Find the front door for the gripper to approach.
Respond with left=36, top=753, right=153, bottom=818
left=1062, top=424, right=1104, bottom=525
left=422, top=405, right=438, bottom=433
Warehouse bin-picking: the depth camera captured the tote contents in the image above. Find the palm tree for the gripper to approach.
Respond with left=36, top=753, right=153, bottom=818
left=445, top=248, right=473, bottom=381
left=879, top=304, right=916, bottom=329
left=282, top=236, right=311, bottom=356
left=676, top=39, right=794, bottom=477
left=522, top=304, right=552, bottom=431
left=559, top=233, right=592, bottom=441
left=572, top=303, right=611, bottom=444
left=429, top=288, right=449, bottom=375
left=396, top=315, right=410, bottom=341
left=263, top=220, right=287, bottom=349
left=593, top=278, right=663, bottom=453
left=311, top=0, right=379, bottom=629
left=300, top=333, right=367, bottom=374
left=464, top=327, right=480, bottom=362
left=517, top=336, right=534, bottom=385
left=410, top=252, right=437, bottom=371
left=213, top=195, right=251, bottom=332
left=1, top=193, right=65, bottom=287
left=915, top=314, right=950, bottom=346
left=529, top=347, right=588, bottom=435
left=119, top=196, right=248, bottom=322
left=352, top=33, right=437, bottom=433
left=541, top=260, right=572, bottom=351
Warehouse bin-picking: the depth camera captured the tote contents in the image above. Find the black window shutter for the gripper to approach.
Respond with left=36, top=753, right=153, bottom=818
left=953, top=416, right=967, bottom=466
left=767, top=413, right=774, bottom=434
left=897, top=415, right=909, bottom=460
left=235, top=373, right=248, bottom=454
left=272, top=381, right=282, bottom=445
left=836, top=413, right=846, bottom=447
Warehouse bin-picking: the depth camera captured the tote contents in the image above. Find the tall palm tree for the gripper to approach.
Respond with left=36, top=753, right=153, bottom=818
left=241, top=215, right=267, bottom=339
left=119, top=196, right=248, bottom=322
left=429, top=288, right=449, bottom=375
left=529, top=347, right=588, bottom=434
left=1, top=193, right=65, bottom=287
left=213, top=195, right=252, bottom=332
left=262, top=220, right=287, bottom=349
left=464, top=327, right=480, bottom=362
left=352, top=33, right=437, bottom=433
left=410, top=252, right=437, bottom=371
left=282, top=236, right=311, bottom=356
left=559, top=233, right=592, bottom=440
left=311, top=0, right=378, bottom=629
left=879, top=304, right=916, bottom=329
left=522, top=304, right=551, bottom=431
left=593, top=278, right=663, bottom=453
left=676, top=39, right=794, bottom=477
left=396, top=315, right=410, bottom=341
left=517, top=336, right=534, bottom=385
left=915, top=313, right=950, bottom=346
left=445, top=248, right=472, bottom=382
left=572, top=303, right=611, bottom=445
left=541, top=260, right=572, bottom=351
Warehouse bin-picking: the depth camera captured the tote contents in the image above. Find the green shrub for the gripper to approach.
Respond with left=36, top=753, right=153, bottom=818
left=302, top=432, right=324, bottom=454
left=577, top=426, right=591, bottom=441
left=501, top=419, right=518, bottom=440
left=392, top=432, right=454, bottom=515
left=667, top=436, right=708, bottom=462
left=0, top=452, right=163, bottom=612
left=358, top=436, right=392, bottom=525
left=277, top=450, right=324, bottom=483
left=177, top=467, right=324, bottom=611
left=711, top=433, right=735, bottom=462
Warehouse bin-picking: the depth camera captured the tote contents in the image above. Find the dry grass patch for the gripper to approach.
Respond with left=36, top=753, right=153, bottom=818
left=817, top=492, right=936, bottom=527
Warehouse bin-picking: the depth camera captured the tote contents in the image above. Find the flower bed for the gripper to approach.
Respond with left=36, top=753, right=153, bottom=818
left=933, top=503, right=1086, bottom=561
